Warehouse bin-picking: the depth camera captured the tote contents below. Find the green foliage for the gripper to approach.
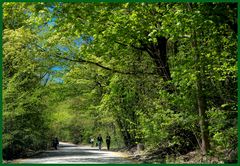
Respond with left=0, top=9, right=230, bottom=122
left=3, top=2, right=237, bottom=163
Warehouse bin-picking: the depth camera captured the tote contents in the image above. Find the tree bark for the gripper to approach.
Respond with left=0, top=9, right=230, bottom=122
left=197, top=76, right=210, bottom=155
left=193, top=30, right=210, bottom=155
left=187, top=3, right=210, bottom=154
left=116, top=118, right=132, bottom=147
left=147, top=36, right=171, bottom=82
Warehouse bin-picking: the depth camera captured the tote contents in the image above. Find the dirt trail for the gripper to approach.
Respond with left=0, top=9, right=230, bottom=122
left=13, top=142, right=137, bottom=164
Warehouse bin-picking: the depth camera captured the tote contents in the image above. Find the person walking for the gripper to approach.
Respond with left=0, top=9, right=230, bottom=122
left=90, top=137, right=94, bottom=147
left=106, top=134, right=111, bottom=150
left=52, top=137, right=59, bottom=150
left=97, top=134, right=103, bottom=150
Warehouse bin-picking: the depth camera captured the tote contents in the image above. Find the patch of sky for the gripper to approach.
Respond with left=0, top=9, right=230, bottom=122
left=74, top=37, right=84, bottom=47
left=40, top=66, right=66, bottom=85
left=47, top=6, right=55, bottom=13
left=47, top=17, right=57, bottom=27
left=56, top=44, right=79, bottom=61
left=57, top=45, right=69, bottom=52
left=83, top=36, right=94, bottom=44
left=51, top=66, right=63, bottom=71
left=74, top=36, right=94, bottom=47
left=36, top=5, right=56, bottom=34
left=41, top=73, right=64, bottom=85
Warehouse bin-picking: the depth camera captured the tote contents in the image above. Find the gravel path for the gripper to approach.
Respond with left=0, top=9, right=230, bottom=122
left=13, top=142, right=136, bottom=164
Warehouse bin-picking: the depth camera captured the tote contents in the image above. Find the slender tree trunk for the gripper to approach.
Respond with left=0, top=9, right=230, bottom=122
left=186, top=3, right=210, bottom=154
left=193, top=30, right=210, bottom=155
left=196, top=75, right=210, bottom=154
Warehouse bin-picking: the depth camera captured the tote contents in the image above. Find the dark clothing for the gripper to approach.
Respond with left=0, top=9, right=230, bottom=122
left=97, top=136, right=103, bottom=150
left=97, top=136, right=103, bottom=142
left=106, top=136, right=111, bottom=150
left=52, top=138, right=59, bottom=150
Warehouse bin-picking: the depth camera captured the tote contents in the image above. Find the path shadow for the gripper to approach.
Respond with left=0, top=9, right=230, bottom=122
left=59, top=144, right=77, bottom=148
left=31, top=149, right=100, bottom=159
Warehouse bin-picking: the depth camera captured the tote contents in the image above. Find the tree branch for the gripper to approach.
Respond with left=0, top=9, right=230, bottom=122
left=55, top=54, right=157, bottom=75
left=115, top=41, right=146, bottom=51
left=35, top=44, right=158, bottom=76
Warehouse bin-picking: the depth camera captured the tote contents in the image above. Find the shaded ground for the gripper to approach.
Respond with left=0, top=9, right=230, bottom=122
left=13, top=142, right=137, bottom=164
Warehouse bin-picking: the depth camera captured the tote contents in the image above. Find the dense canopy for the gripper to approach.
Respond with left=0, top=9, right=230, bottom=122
left=3, top=2, right=237, bottom=163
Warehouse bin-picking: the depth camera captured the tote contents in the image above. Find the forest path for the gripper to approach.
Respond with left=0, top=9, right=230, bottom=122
left=13, top=142, right=136, bottom=164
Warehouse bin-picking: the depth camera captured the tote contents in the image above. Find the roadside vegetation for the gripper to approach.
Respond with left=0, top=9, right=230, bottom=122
left=3, top=2, right=237, bottom=163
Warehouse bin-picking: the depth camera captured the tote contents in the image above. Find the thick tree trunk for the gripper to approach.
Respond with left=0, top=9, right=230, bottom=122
left=148, top=36, right=171, bottom=82
left=143, top=36, right=175, bottom=93
left=116, top=118, right=133, bottom=147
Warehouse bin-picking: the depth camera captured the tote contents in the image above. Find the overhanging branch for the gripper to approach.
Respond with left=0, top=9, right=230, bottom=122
left=55, top=54, right=157, bottom=76
left=115, top=41, right=145, bottom=51
left=35, top=44, right=158, bottom=76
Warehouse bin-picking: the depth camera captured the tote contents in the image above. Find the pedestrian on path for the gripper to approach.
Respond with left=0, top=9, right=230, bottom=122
left=52, top=137, right=59, bottom=150
left=90, top=137, right=94, bottom=147
left=106, top=134, right=111, bottom=150
left=97, top=134, right=103, bottom=150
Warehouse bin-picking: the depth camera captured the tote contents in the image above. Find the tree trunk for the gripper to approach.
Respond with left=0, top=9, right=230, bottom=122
left=116, top=118, right=133, bottom=147
left=197, top=76, right=210, bottom=154
left=149, top=36, right=171, bottom=82
left=143, top=36, right=175, bottom=93
left=193, top=30, right=210, bottom=155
